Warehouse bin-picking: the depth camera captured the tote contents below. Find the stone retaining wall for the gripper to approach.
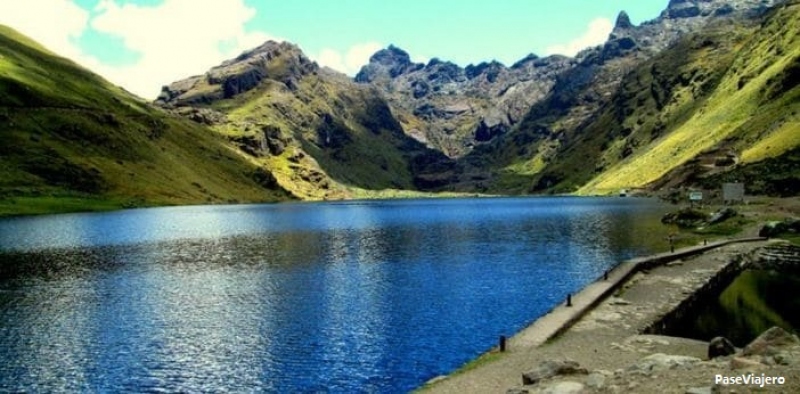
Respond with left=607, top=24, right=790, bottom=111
left=642, top=243, right=800, bottom=337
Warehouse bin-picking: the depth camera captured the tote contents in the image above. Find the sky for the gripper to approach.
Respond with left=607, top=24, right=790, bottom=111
left=0, top=0, right=668, bottom=99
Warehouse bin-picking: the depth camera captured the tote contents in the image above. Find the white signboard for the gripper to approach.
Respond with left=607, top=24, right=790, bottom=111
left=723, top=183, right=745, bottom=202
left=689, top=191, right=703, bottom=201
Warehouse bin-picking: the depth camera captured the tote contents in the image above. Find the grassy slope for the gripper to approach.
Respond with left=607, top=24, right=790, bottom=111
left=468, top=3, right=799, bottom=197
left=187, top=58, right=446, bottom=200
left=578, top=3, right=800, bottom=195
left=526, top=26, right=747, bottom=194
left=0, top=25, right=291, bottom=215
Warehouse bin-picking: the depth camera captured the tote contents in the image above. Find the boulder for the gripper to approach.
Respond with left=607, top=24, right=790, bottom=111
left=522, top=360, right=588, bottom=385
left=586, top=372, right=607, bottom=389
left=629, top=353, right=700, bottom=373
left=542, top=381, right=585, bottom=394
left=230, top=134, right=267, bottom=157
left=773, top=351, right=796, bottom=366
left=730, top=356, right=765, bottom=370
left=742, top=326, right=800, bottom=357
left=759, top=219, right=800, bottom=238
left=263, top=125, right=289, bottom=156
left=708, top=336, right=736, bottom=359
left=661, top=208, right=707, bottom=228
left=707, top=208, right=737, bottom=225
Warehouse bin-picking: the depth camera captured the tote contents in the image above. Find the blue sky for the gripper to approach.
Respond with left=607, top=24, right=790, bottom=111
left=0, top=0, right=667, bottom=98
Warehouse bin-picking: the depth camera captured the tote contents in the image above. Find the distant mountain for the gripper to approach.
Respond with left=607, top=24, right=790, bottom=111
left=355, top=0, right=782, bottom=161
left=354, top=46, right=574, bottom=158
left=384, top=0, right=799, bottom=196
left=156, top=41, right=448, bottom=199
left=3, top=0, right=797, bottom=214
left=0, top=25, right=292, bottom=215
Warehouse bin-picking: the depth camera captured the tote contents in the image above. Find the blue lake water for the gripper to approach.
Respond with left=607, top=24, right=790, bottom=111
left=0, top=197, right=670, bottom=392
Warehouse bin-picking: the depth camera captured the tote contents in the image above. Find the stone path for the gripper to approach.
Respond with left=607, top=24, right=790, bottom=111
left=420, top=238, right=770, bottom=393
left=510, top=237, right=765, bottom=349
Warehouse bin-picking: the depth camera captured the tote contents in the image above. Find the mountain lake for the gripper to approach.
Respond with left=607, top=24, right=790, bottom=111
left=0, top=197, right=673, bottom=392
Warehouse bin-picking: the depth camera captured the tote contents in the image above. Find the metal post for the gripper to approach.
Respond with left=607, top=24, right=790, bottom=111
left=566, top=293, right=572, bottom=307
left=499, top=335, right=506, bottom=352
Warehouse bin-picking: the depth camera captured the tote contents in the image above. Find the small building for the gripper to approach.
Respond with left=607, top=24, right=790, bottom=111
left=723, top=183, right=745, bottom=204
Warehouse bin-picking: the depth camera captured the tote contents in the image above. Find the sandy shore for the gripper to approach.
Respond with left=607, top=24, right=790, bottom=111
left=419, top=238, right=800, bottom=393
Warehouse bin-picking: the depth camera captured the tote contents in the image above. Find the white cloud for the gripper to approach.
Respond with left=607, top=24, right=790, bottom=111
left=314, top=41, right=382, bottom=75
left=0, top=0, right=278, bottom=99
left=0, top=0, right=89, bottom=61
left=546, top=18, right=613, bottom=57
left=88, top=0, right=278, bottom=99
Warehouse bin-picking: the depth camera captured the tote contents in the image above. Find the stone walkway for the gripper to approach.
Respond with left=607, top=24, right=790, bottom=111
left=511, top=237, right=764, bottom=349
left=420, top=238, right=769, bottom=393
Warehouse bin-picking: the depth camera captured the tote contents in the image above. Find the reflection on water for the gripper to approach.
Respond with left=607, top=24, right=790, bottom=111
left=0, top=197, right=670, bottom=392
left=668, top=269, right=800, bottom=347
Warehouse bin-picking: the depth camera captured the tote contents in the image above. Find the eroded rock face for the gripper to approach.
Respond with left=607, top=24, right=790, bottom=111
left=354, top=45, right=574, bottom=156
left=355, top=0, right=780, bottom=161
left=355, top=45, right=422, bottom=84
left=742, top=326, right=800, bottom=357
left=663, top=0, right=775, bottom=20
left=156, top=41, right=318, bottom=107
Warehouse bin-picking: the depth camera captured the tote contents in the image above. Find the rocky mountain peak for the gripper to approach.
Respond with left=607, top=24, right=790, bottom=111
left=222, top=40, right=300, bottom=66
left=661, top=0, right=779, bottom=19
left=354, top=45, right=424, bottom=83
left=370, top=45, right=412, bottom=67
left=465, top=60, right=505, bottom=81
left=511, top=53, right=540, bottom=69
left=156, top=39, right=317, bottom=107
left=614, top=11, right=634, bottom=30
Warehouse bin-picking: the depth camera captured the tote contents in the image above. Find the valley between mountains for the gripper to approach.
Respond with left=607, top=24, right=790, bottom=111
left=1, top=0, right=798, bottom=214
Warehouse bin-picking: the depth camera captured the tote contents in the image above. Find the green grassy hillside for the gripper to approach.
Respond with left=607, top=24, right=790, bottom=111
left=0, top=25, right=291, bottom=215
left=158, top=44, right=448, bottom=200
left=471, top=1, right=799, bottom=196
left=577, top=2, right=800, bottom=195
left=440, top=2, right=799, bottom=197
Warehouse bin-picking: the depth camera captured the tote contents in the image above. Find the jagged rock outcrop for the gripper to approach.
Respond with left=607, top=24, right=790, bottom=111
left=354, top=45, right=423, bottom=85
left=156, top=41, right=317, bottom=107
left=155, top=40, right=452, bottom=199
left=355, top=45, right=573, bottom=157
left=445, top=0, right=790, bottom=194
left=358, top=0, right=781, bottom=165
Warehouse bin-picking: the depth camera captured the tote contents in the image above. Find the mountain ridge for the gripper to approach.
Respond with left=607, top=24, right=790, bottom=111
left=156, top=40, right=450, bottom=200
left=0, top=24, right=293, bottom=215
left=355, top=0, right=784, bottom=162
left=2, top=0, right=798, bottom=216
left=374, top=0, right=797, bottom=196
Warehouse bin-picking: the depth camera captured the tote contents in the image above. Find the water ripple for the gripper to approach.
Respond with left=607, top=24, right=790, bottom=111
left=0, top=197, right=670, bottom=392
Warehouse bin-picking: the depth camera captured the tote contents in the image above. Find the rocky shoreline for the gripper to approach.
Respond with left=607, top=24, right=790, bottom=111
left=421, top=240, right=800, bottom=393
